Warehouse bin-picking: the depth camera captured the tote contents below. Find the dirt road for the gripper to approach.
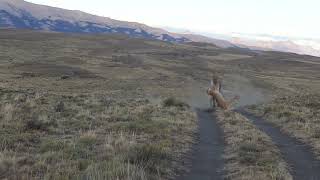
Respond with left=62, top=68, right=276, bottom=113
left=175, top=109, right=224, bottom=180
left=176, top=107, right=320, bottom=180
left=237, top=109, right=320, bottom=180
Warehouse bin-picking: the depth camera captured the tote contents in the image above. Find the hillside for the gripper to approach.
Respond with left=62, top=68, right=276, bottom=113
left=0, top=0, right=234, bottom=46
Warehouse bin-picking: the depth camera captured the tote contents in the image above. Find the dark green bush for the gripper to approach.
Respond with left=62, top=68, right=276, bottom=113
left=162, top=97, right=189, bottom=108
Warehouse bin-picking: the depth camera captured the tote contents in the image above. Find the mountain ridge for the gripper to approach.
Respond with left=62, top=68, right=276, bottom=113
left=0, top=0, right=234, bottom=47
left=230, top=37, right=320, bottom=57
left=1, top=0, right=319, bottom=57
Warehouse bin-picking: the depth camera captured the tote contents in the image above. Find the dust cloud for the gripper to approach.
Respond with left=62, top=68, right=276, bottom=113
left=223, top=75, right=271, bottom=107
left=185, top=84, right=211, bottom=109
left=146, top=74, right=270, bottom=109
left=185, top=74, right=271, bottom=109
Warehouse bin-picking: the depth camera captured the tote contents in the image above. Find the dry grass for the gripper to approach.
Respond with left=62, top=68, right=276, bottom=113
left=0, top=28, right=216, bottom=180
left=0, top=89, right=196, bottom=180
left=216, top=110, right=292, bottom=180
left=1, top=29, right=320, bottom=179
left=248, top=92, right=320, bottom=159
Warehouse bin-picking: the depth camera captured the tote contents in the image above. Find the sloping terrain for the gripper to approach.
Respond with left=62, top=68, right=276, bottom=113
left=0, top=0, right=185, bottom=41
left=0, top=0, right=234, bottom=46
left=3, top=0, right=320, bottom=57
left=231, top=36, right=320, bottom=57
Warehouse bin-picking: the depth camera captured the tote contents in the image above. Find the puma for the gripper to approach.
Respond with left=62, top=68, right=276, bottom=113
left=207, top=77, right=239, bottom=110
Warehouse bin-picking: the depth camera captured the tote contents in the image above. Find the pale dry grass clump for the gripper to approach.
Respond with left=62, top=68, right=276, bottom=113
left=248, top=93, right=320, bottom=159
left=216, top=110, right=292, bottom=180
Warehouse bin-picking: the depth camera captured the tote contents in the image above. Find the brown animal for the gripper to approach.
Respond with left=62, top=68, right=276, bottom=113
left=207, top=82, right=239, bottom=110
left=211, top=76, right=222, bottom=92
left=209, top=76, right=222, bottom=107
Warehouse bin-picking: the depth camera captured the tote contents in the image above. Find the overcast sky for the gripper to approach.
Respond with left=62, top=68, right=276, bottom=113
left=26, top=0, right=319, bottom=39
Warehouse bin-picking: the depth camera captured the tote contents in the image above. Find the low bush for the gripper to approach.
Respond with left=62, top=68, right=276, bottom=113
left=162, top=97, right=189, bottom=108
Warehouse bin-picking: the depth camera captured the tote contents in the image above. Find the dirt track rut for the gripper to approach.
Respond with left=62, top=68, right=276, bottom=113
left=237, top=109, right=320, bottom=180
left=175, top=109, right=224, bottom=180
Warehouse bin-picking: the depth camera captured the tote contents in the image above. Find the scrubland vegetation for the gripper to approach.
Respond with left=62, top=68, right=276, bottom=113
left=1, top=29, right=320, bottom=179
left=0, top=89, right=196, bottom=179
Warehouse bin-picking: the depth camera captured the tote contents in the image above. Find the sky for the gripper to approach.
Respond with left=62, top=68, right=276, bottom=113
left=25, top=0, right=320, bottom=40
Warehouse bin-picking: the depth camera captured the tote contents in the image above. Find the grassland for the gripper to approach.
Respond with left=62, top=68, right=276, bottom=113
left=0, top=29, right=320, bottom=179
left=0, top=29, right=206, bottom=179
left=0, top=89, right=196, bottom=179
left=241, top=52, right=320, bottom=160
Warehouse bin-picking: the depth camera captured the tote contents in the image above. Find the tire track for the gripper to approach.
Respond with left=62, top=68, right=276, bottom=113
left=175, top=109, right=224, bottom=180
left=237, top=109, right=320, bottom=180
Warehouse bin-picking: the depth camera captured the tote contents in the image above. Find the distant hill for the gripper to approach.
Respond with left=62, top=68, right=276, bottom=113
left=1, top=0, right=318, bottom=57
left=230, top=36, right=320, bottom=57
left=0, top=0, right=234, bottom=47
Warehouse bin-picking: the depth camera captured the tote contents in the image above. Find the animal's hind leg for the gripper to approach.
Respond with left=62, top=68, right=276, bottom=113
left=209, top=97, right=215, bottom=108
left=210, top=97, right=219, bottom=109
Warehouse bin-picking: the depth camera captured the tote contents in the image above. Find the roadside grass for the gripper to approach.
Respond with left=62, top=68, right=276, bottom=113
left=0, top=89, right=196, bottom=180
left=216, top=110, right=292, bottom=180
left=248, top=92, right=320, bottom=159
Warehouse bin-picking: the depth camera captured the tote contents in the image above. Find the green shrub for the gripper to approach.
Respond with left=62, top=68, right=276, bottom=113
left=162, top=97, right=189, bottom=108
left=24, top=118, right=53, bottom=131
left=312, top=129, right=320, bottom=139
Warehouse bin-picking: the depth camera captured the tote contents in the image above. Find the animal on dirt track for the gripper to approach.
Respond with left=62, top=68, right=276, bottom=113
left=207, top=76, right=239, bottom=110
left=209, top=76, right=222, bottom=108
